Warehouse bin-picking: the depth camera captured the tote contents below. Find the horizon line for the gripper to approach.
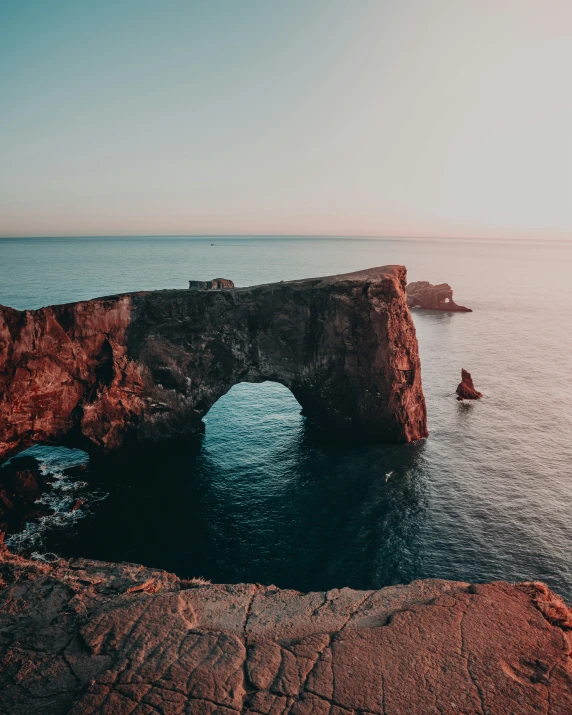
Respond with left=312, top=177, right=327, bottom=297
left=2, top=232, right=572, bottom=243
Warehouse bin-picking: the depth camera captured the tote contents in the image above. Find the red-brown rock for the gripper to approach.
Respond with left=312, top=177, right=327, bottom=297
left=0, top=552, right=570, bottom=714
left=456, top=368, right=483, bottom=400
left=0, top=266, right=428, bottom=461
left=407, top=281, right=472, bottom=311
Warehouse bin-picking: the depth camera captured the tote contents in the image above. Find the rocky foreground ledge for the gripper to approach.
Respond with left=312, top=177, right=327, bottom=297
left=1, top=553, right=571, bottom=714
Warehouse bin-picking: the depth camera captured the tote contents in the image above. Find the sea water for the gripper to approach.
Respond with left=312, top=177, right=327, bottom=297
left=1, top=236, right=571, bottom=597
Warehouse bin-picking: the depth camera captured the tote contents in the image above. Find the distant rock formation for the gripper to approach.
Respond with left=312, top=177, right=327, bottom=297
left=406, top=281, right=472, bottom=311
left=188, top=277, right=235, bottom=290
left=1, top=552, right=571, bottom=714
left=0, top=265, right=427, bottom=461
left=456, top=369, right=483, bottom=400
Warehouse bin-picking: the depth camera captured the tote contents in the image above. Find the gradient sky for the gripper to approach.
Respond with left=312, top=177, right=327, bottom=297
left=1, top=0, right=571, bottom=238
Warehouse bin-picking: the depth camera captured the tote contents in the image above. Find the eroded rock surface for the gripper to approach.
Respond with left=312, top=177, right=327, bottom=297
left=0, top=266, right=427, bottom=461
left=457, top=368, right=483, bottom=400
left=0, top=552, right=571, bottom=714
left=406, top=281, right=472, bottom=311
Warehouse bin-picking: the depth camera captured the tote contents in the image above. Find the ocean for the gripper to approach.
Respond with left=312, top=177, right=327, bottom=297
left=1, top=236, right=571, bottom=597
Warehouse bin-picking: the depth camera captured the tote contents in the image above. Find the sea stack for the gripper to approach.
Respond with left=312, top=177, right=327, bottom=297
left=456, top=369, right=483, bottom=400
left=406, top=281, right=472, bottom=311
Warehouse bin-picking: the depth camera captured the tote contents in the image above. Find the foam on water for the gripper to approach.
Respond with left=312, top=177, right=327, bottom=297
left=4, top=446, right=106, bottom=555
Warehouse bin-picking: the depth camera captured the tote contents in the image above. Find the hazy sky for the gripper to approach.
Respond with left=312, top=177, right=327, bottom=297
left=1, top=0, right=571, bottom=238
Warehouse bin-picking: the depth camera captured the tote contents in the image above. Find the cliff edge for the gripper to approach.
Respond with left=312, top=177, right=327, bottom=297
left=0, top=553, right=571, bottom=714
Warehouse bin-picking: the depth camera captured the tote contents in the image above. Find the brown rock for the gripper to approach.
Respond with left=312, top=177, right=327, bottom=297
left=0, top=552, right=571, bottom=714
left=407, top=280, right=472, bottom=311
left=0, top=266, right=428, bottom=461
left=456, top=368, right=483, bottom=400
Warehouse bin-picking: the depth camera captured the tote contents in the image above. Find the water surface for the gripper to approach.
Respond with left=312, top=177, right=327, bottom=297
left=1, top=236, right=571, bottom=596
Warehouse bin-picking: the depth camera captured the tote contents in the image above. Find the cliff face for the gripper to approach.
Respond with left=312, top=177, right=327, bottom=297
left=0, top=266, right=427, bottom=461
left=0, top=297, right=146, bottom=461
left=1, top=552, right=571, bottom=714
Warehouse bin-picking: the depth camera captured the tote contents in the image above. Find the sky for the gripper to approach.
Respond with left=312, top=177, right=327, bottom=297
left=1, top=0, right=571, bottom=239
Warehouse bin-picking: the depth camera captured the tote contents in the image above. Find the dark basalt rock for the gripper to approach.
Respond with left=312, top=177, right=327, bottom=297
left=407, top=281, right=472, bottom=311
left=1, top=552, right=571, bottom=714
left=0, top=456, right=53, bottom=536
left=0, top=265, right=427, bottom=461
left=456, top=368, right=483, bottom=400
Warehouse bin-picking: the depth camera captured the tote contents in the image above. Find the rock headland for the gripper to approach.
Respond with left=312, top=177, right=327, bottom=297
left=0, top=552, right=571, bottom=714
left=188, top=278, right=235, bottom=290
left=456, top=369, right=483, bottom=400
left=406, top=281, right=472, bottom=312
left=0, top=266, right=427, bottom=461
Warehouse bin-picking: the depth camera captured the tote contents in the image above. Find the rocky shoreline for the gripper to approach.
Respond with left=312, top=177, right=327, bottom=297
left=2, top=267, right=571, bottom=713
left=0, top=551, right=571, bottom=714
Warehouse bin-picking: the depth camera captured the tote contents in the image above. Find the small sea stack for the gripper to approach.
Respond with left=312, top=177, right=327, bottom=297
left=456, top=369, right=483, bottom=400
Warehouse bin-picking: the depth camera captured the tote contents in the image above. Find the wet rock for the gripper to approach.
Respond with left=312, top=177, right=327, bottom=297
left=0, top=457, right=53, bottom=536
left=407, top=281, right=472, bottom=311
left=0, top=266, right=428, bottom=460
left=0, top=552, right=571, bottom=714
left=62, top=463, right=88, bottom=478
left=456, top=368, right=483, bottom=400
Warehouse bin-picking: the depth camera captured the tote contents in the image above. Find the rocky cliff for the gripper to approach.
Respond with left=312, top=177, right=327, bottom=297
left=0, top=266, right=427, bottom=461
left=0, top=552, right=571, bottom=714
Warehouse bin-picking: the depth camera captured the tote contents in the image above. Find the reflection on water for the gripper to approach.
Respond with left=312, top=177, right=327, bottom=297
left=38, top=382, right=428, bottom=592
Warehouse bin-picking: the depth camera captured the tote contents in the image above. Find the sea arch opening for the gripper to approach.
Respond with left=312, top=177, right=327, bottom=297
left=202, top=381, right=305, bottom=445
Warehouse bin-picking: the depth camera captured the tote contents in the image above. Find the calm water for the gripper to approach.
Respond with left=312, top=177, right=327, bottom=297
left=1, top=236, right=572, bottom=597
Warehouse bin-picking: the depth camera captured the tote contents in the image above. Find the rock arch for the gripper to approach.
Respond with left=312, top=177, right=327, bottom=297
left=0, top=266, right=427, bottom=461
